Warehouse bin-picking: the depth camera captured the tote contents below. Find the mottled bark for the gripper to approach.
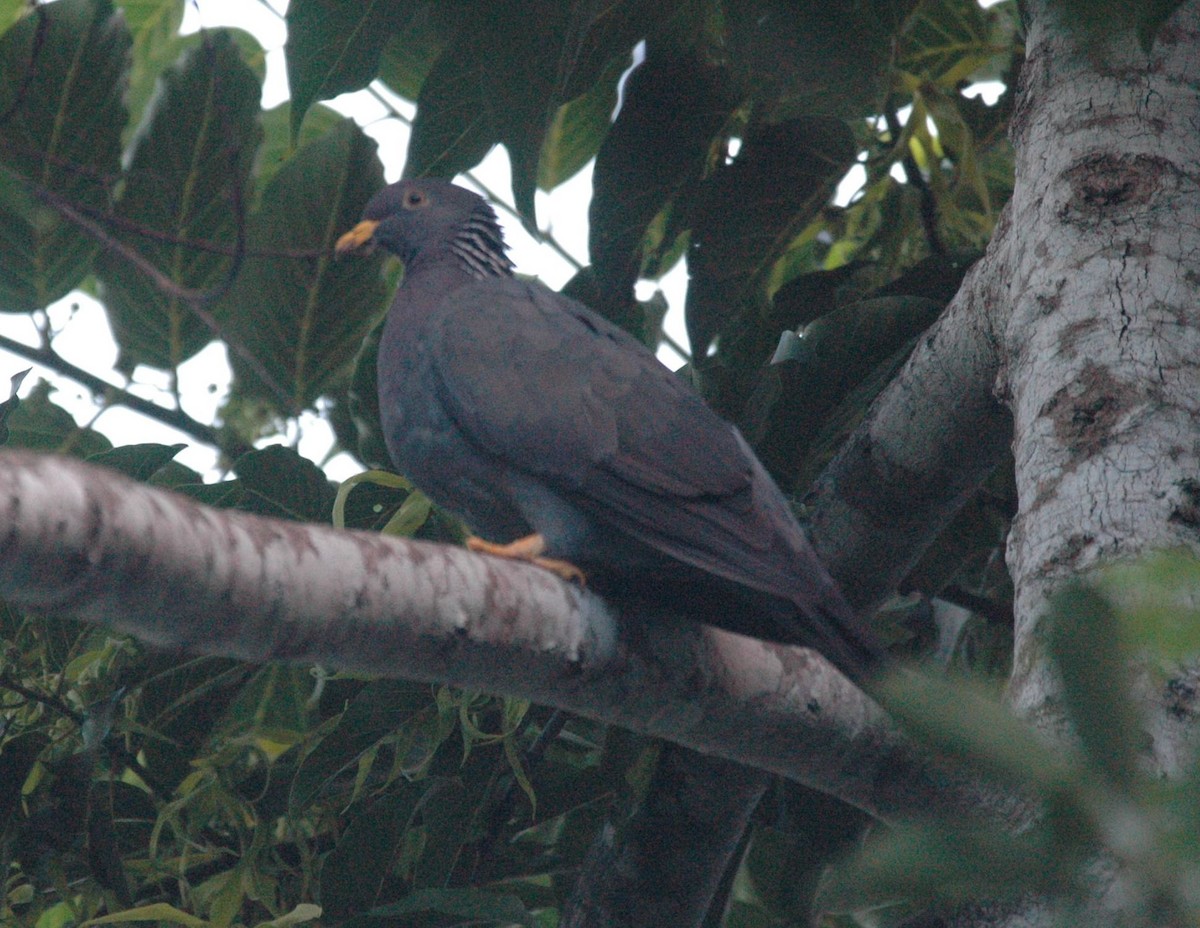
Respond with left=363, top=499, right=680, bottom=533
left=0, top=447, right=973, bottom=822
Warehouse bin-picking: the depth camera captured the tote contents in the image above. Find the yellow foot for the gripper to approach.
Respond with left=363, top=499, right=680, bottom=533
left=466, top=533, right=587, bottom=586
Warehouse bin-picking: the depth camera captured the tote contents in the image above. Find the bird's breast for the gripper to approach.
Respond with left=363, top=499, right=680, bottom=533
left=376, top=301, right=530, bottom=541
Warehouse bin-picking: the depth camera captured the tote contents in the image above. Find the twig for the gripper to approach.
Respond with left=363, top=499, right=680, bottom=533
left=884, top=102, right=946, bottom=256
left=58, top=198, right=322, bottom=260
left=0, top=332, right=251, bottom=457
left=0, top=675, right=84, bottom=724
left=34, top=184, right=297, bottom=413
left=658, top=329, right=691, bottom=364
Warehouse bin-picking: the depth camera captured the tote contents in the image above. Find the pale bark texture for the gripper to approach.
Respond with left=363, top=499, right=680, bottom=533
left=995, top=0, right=1200, bottom=751
left=945, top=1, right=1200, bottom=925
left=0, top=447, right=979, bottom=822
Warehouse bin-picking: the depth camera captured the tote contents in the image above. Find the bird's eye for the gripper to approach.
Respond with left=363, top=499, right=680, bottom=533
left=404, top=190, right=426, bottom=209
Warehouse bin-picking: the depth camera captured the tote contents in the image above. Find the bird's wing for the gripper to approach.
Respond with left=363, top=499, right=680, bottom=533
left=425, top=277, right=793, bottom=578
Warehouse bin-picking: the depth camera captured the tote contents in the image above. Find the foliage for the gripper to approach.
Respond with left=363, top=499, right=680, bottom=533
left=823, top=574, right=1200, bottom=927
left=8, top=0, right=1181, bottom=924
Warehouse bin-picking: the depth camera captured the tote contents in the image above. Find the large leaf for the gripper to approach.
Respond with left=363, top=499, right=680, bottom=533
left=685, top=117, right=858, bottom=356
left=255, top=101, right=347, bottom=190
left=407, top=0, right=654, bottom=222
left=97, top=30, right=262, bottom=372
left=364, top=888, right=536, bottom=928
left=900, top=0, right=1015, bottom=87
left=319, top=783, right=429, bottom=916
left=220, top=119, right=387, bottom=411
left=724, top=0, right=917, bottom=119
left=289, top=680, right=434, bottom=814
left=116, top=0, right=186, bottom=141
left=765, top=295, right=943, bottom=488
left=234, top=445, right=337, bottom=523
left=1047, top=585, right=1142, bottom=791
left=86, top=442, right=186, bottom=482
left=538, top=54, right=624, bottom=191
left=0, top=0, right=130, bottom=312
left=2, top=379, right=111, bottom=456
left=285, top=0, right=418, bottom=138
left=0, top=0, right=27, bottom=35
left=588, top=51, right=735, bottom=331
left=406, top=1, right=562, bottom=220
left=375, top=4, right=453, bottom=100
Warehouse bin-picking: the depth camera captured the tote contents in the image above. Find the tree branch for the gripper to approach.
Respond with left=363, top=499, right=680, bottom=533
left=807, top=247, right=1013, bottom=614
left=0, top=332, right=251, bottom=458
left=0, top=447, right=994, bottom=825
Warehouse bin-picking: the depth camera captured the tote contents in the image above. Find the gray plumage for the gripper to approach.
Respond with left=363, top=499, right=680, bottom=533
left=339, top=179, right=885, bottom=683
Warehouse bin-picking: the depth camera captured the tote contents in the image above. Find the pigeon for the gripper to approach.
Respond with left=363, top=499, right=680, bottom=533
left=336, top=179, right=885, bottom=683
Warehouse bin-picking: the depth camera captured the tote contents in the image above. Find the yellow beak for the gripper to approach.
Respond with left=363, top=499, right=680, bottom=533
left=335, top=219, right=380, bottom=255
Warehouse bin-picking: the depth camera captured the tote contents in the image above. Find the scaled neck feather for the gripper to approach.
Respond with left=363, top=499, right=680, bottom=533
left=450, top=201, right=515, bottom=280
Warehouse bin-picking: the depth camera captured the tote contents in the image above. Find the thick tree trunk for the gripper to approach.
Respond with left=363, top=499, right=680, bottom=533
left=999, top=0, right=1200, bottom=760
left=967, top=0, right=1200, bottom=924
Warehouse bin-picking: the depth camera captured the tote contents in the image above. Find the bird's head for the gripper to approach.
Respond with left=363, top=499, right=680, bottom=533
left=336, top=179, right=514, bottom=278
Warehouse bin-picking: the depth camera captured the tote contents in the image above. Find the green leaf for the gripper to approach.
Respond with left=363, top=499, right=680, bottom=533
left=404, top=1, right=569, bottom=222
left=1135, top=0, right=1188, bottom=53
left=900, top=0, right=1013, bottom=86
left=757, top=295, right=943, bottom=486
left=876, top=670, right=1074, bottom=792
left=382, top=489, right=432, bottom=537
left=1095, top=550, right=1200, bottom=662
left=254, top=101, right=345, bottom=190
left=250, top=903, right=323, bottom=928
left=1046, top=584, right=1142, bottom=790
left=221, top=664, right=314, bottom=743
left=319, top=784, right=428, bottom=916
left=285, top=0, right=415, bottom=138
left=332, top=468, right=412, bottom=529
left=289, top=679, right=433, bottom=814
left=685, top=117, right=857, bottom=356
left=1058, top=0, right=1187, bottom=54
left=539, top=0, right=689, bottom=194
left=588, top=51, right=735, bottom=330
left=819, top=818, right=1065, bottom=911
left=0, top=731, right=48, bottom=827
left=538, top=54, right=624, bottom=191
left=97, top=30, right=262, bottom=372
left=115, top=0, right=186, bottom=141
left=3, top=379, right=112, bottom=456
left=365, top=888, right=536, bottom=928
left=219, top=119, right=388, bottom=411
left=86, top=442, right=186, bottom=481
left=724, top=0, right=916, bottom=119
left=0, top=366, right=29, bottom=443
left=412, top=779, right=470, bottom=888
left=375, top=6, right=452, bottom=100
left=133, top=656, right=252, bottom=790
left=173, top=478, right=245, bottom=509
left=0, top=0, right=130, bottom=312
left=406, top=0, right=666, bottom=221
left=0, top=0, right=27, bottom=36
left=86, top=780, right=132, bottom=905
left=234, top=445, right=336, bottom=523
left=80, top=902, right=207, bottom=927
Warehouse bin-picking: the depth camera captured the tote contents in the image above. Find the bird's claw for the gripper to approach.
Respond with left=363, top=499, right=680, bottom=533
left=466, top=533, right=587, bottom=586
